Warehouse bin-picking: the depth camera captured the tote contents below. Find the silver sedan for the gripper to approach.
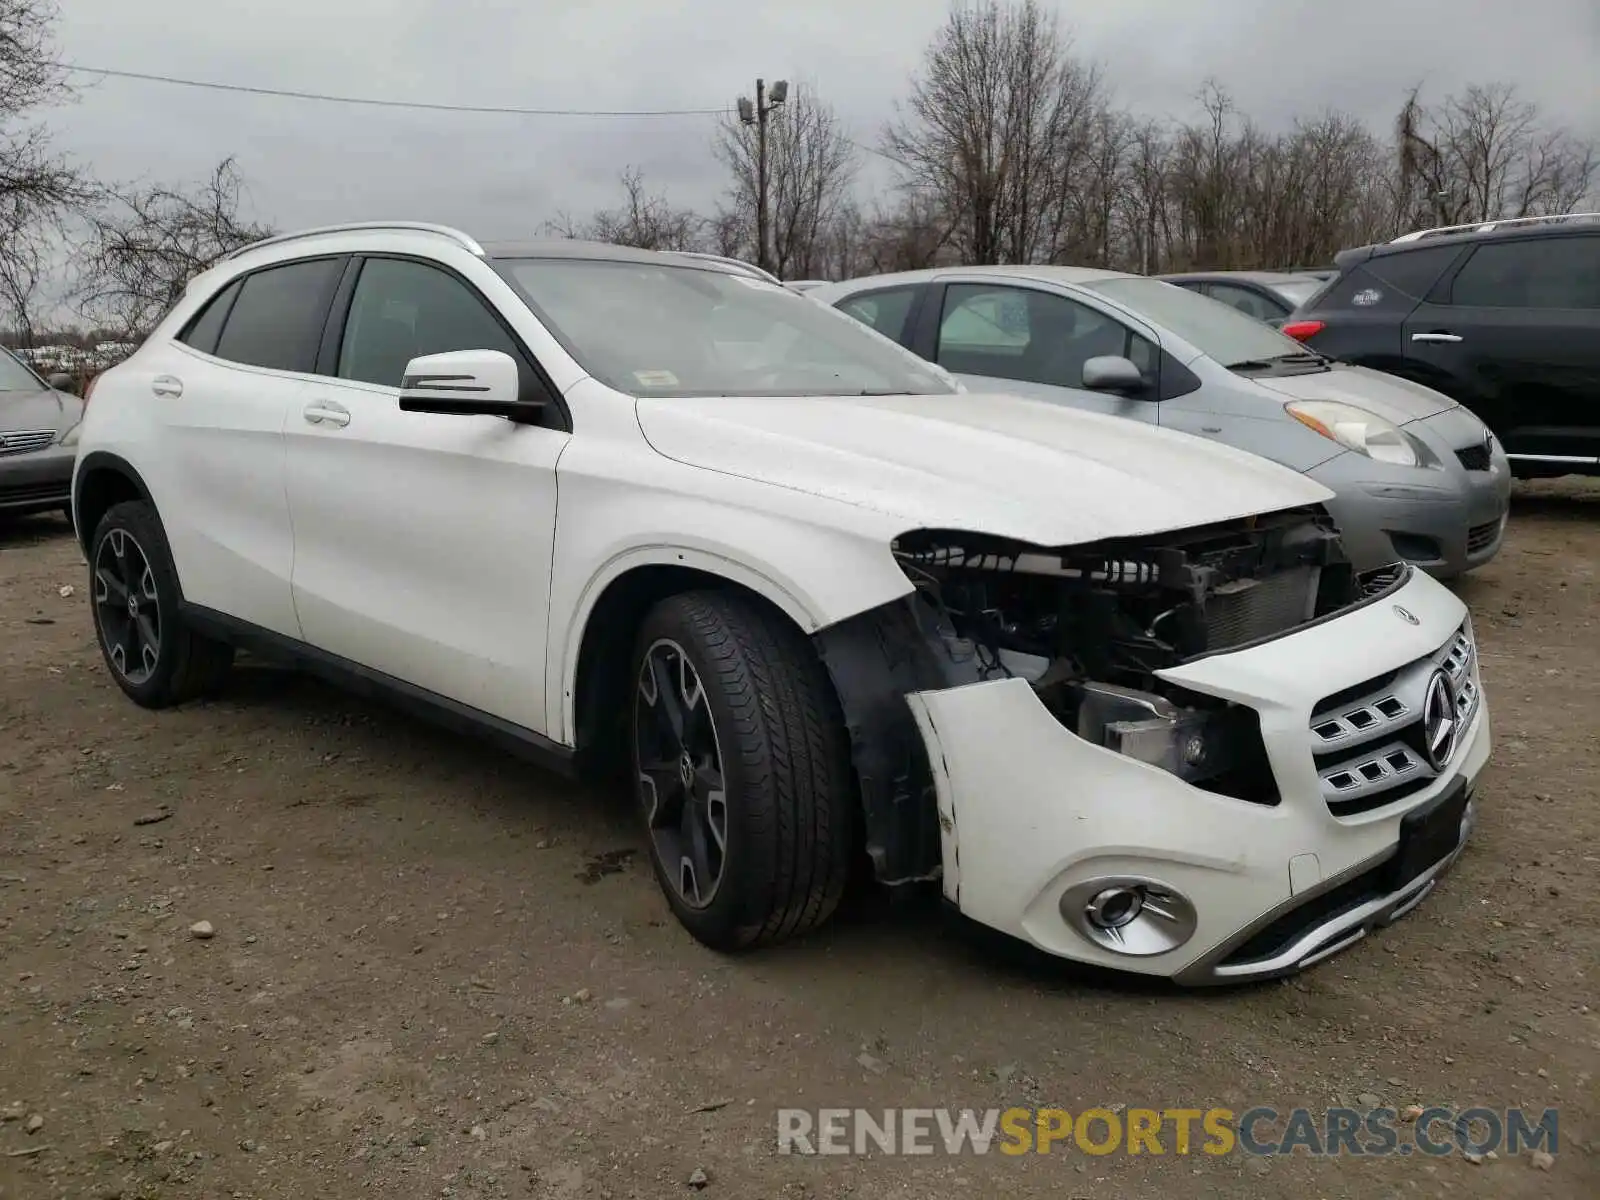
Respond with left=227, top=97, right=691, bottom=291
left=1, top=348, right=84, bottom=521
left=811, top=266, right=1511, bottom=577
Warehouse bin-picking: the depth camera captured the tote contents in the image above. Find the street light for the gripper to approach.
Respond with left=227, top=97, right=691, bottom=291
left=737, top=78, right=788, bottom=275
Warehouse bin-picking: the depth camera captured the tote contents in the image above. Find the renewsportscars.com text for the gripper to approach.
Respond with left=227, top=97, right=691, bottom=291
left=776, top=1106, right=1559, bottom=1158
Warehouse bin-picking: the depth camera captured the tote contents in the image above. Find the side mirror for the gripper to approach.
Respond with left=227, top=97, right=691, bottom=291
left=48, top=372, right=78, bottom=395
left=1081, top=355, right=1147, bottom=396
left=398, top=350, right=540, bottom=420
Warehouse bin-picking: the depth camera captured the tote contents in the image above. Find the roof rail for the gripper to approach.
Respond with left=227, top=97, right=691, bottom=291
left=222, top=222, right=485, bottom=261
left=665, top=250, right=782, bottom=285
left=1390, top=212, right=1600, bottom=244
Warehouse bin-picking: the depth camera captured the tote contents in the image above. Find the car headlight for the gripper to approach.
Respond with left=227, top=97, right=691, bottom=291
left=1285, top=400, right=1421, bottom=467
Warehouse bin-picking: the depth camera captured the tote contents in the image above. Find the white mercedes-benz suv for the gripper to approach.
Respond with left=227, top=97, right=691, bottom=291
left=71, top=223, right=1492, bottom=984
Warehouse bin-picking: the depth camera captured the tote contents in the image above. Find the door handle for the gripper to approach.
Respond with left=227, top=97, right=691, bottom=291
left=1411, top=332, right=1463, bottom=344
left=151, top=375, right=183, bottom=398
left=302, top=401, right=351, bottom=428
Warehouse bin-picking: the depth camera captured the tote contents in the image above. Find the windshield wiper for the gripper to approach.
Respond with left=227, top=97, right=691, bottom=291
left=1226, top=352, right=1329, bottom=371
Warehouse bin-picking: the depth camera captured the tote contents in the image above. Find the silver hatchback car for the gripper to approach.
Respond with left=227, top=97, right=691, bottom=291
left=813, top=267, right=1511, bottom=576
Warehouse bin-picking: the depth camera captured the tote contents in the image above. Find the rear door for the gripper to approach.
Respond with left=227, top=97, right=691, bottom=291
left=1296, top=244, right=1466, bottom=365
left=151, top=256, right=347, bottom=638
left=1402, top=233, right=1600, bottom=466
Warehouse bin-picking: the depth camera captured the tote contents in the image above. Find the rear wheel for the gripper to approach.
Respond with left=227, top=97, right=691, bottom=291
left=89, top=500, right=234, bottom=708
left=630, top=590, right=854, bottom=951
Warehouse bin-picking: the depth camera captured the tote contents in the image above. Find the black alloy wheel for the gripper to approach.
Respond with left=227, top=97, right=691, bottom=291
left=628, top=590, right=855, bottom=952
left=88, top=500, right=234, bottom=708
left=93, top=525, right=162, bottom=685
left=635, top=638, right=729, bottom=910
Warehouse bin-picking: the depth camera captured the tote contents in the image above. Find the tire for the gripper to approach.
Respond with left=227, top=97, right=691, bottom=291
left=629, top=589, right=854, bottom=951
left=89, top=500, right=234, bottom=708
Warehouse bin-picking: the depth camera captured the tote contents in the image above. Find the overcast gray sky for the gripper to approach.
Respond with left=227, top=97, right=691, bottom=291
left=43, top=0, right=1600, bottom=242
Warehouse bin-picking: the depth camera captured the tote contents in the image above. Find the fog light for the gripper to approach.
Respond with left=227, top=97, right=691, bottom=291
left=1060, top=876, right=1199, bottom=956
left=1087, top=886, right=1144, bottom=929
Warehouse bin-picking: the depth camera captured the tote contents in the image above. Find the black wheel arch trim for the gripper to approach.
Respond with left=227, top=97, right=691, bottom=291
left=811, top=592, right=985, bottom=886
left=72, top=452, right=158, bottom=555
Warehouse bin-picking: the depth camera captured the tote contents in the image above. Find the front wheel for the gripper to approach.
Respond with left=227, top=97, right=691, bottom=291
left=630, top=590, right=854, bottom=951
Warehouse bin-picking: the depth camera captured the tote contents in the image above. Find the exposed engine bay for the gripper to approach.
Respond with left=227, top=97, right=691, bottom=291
left=814, top=506, right=1410, bottom=886
left=891, top=507, right=1379, bottom=800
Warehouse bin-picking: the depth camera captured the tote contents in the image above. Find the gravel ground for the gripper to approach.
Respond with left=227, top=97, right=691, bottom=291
left=1, top=482, right=1597, bottom=1200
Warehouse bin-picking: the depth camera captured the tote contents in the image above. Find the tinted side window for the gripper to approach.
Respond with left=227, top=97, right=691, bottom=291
left=1362, top=245, right=1462, bottom=298
left=1207, top=282, right=1287, bottom=321
left=1450, top=237, right=1600, bottom=309
left=214, top=259, right=343, bottom=373
left=338, top=258, right=522, bottom=388
left=178, top=279, right=241, bottom=355
left=837, top=287, right=919, bottom=343
left=937, top=284, right=1136, bottom=389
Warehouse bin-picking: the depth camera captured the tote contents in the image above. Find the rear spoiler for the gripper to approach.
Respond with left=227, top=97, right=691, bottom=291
left=1332, top=244, right=1379, bottom=270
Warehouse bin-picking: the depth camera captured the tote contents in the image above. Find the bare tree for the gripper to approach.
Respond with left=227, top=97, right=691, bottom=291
left=884, top=0, right=1103, bottom=265
left=1397, top=83, right=1595, bottom=228
left=76, top=157, right=272, bottom=337
left=714, top=83, right=858, bottom=278
left=0, top=0, right=92, bottom=343
left=545, top=167, right=704, bottom=252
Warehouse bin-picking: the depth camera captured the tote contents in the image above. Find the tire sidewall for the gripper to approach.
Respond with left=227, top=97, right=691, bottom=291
left=629, top=604, right=771, bottom=948
left=89, top=502, right=187, bottom=706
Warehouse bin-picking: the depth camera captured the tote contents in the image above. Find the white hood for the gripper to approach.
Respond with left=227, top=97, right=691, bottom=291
left=636, top=391, right=1334, bottom=547
left=1251, top=364, right=1456, bottom=426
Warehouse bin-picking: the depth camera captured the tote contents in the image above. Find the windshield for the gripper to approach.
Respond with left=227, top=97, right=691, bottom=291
left=0, top=349, right=45, bottom=391
left=494, top=258, right=955, bottom=398
left=1082, top=277, right=1319, bottom=368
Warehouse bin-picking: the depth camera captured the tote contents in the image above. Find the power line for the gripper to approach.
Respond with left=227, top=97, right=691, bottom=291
left=54, top=61, right=731, bottom=119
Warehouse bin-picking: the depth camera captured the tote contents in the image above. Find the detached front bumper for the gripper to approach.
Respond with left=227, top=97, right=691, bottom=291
left=904, top=567, right=1491, bottom=984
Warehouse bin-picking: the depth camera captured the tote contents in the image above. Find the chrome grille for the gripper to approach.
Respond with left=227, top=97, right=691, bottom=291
left=0, top=429, right=56, bottom=457
left=1309, top=622, right=1481, bottom=816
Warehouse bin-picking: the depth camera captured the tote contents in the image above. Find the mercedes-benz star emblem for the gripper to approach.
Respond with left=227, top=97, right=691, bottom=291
left=1421, top=669, right=1458, bottom=771
left=1393, top=605, right=1420, bottom=625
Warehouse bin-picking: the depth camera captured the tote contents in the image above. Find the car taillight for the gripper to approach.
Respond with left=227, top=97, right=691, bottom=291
left=1280, top=320, right=1325, bottom=342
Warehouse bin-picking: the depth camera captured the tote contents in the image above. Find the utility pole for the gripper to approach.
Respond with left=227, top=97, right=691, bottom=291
left=737, top=78, right=788, bottom=275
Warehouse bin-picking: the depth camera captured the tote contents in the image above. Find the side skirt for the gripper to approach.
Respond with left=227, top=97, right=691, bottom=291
left=180, top=603, right=578, bottom=779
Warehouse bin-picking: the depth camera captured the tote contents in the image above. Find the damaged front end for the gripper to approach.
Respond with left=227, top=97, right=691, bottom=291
left=814, top=505, right=1408, bottom=887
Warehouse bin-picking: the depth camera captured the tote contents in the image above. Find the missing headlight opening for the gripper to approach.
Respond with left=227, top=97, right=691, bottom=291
left=892, top=508, right=1394, bottom=803
left=814, top=507, right=1410, bottom=888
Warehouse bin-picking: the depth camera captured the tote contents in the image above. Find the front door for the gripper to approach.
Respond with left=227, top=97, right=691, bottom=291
left=284, top=255, right=571, bottom=734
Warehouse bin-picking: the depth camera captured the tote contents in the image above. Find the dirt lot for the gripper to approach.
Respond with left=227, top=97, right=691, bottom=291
left=1, top=484, right=1597, bottom=1200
